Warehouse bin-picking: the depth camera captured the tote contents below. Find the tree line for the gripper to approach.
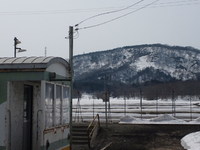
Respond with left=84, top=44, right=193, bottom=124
left=73, top=80, right=200, bottom=100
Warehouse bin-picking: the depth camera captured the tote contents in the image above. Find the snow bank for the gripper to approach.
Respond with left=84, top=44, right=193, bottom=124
left=190, top=117, right=200, bottom=123
left=119, top=114, right=186, bottom=124
left=120, top=115, right=140, bottom=123
left=181, top=131, right=200, bottom=150
left=149, top=114, right=185, bottom=123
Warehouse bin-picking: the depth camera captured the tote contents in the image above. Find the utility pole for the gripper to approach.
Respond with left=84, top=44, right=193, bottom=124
left=69, top=26, right=74, bottom=73
left=69, top=26, right=73, bottom=150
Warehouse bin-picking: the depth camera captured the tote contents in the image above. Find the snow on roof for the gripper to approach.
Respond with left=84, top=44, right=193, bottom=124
left=0, top=57, right=69, bottom=70
left=0, top=57, right=54, bottom=64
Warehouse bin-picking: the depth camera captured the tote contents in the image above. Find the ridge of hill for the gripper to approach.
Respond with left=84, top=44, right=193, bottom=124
left=73, top=44, right=200, bottom=95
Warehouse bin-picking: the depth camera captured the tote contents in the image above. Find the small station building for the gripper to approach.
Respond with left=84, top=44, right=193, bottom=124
left=0, top=57, right=72, bottom=150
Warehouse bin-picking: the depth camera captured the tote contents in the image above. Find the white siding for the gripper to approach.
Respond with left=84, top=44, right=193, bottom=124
left=0, top=102, right=6, bottom=147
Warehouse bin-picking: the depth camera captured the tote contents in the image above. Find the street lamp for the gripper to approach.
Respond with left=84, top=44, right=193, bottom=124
left=14, top=37, right=27, bottom=57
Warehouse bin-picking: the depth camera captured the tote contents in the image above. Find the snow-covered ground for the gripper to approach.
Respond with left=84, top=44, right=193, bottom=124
left=119, top=114, right=200, bottom=125
left=181, top=131, right=200, bottom=150
left=119, top=114, right=200, bottom=150
left=73, top=94, right=200, bottom=150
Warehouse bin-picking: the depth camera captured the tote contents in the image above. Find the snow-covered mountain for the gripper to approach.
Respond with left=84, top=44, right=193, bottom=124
left=74, top=44, right=200, bottom=87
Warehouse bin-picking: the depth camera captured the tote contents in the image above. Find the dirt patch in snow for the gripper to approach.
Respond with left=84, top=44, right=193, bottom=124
left=90, top=123, right=200, bottom=150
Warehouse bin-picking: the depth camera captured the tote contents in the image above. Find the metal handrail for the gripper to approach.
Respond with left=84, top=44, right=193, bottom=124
left=87, top=114, right=100, bottom=148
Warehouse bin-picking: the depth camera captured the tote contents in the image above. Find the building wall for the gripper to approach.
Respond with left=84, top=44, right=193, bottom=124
left=32, top=82, right=42, bottom=150
left=3, top=80, right=70, bottom=150
left=46, top=63, right=70, bottom=78
left=0, top=101, right=6, bottom=149
left=0, top=81, right=7, bottom=149
left=0, top=81, right=7, bottom=104
left=8, top=82, right=24, bottom=150
left=7, top=81, right=43, bottom=150
left=40, top=81, right=70, bottom=150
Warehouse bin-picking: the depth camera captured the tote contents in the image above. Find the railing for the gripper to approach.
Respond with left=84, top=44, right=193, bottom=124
left=87, top=114, right=100, bottom=148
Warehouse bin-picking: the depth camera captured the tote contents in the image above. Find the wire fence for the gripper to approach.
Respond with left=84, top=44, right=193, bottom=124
left=72, top=96, right=200, bottom=123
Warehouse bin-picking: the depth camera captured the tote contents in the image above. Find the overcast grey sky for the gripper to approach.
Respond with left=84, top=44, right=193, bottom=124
left=0, top=0, right=200, bottom=58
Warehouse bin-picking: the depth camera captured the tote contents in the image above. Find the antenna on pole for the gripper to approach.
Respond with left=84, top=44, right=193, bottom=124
left=45, top=47, right=47, bottom=57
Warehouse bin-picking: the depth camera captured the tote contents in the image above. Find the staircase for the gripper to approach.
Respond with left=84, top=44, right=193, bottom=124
left=71, top=114, right=101, bottom=150
left=72, top=123, right=89, bottom=146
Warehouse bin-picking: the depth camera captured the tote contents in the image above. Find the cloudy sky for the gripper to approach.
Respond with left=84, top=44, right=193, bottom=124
left=0, top=0, right=199, bottom=58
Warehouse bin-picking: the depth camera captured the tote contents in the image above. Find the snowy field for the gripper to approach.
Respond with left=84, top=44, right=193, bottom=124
left=181, top=131, right=200, bottom=150
left=72, top=94, right=200, bottom=150
left=72, top=94, right=200, bottom=123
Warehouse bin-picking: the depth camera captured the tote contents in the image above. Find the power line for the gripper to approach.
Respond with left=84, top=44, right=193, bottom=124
left=151, top=0, right=199, bottom=7
left=75, top=0, right=145, bottom=26
left=0, top=7, right=123, bottom=16
left=0, top=0, right=198, bottom=16
left=76, top=0, right=159, bottom=30
left=157, top=0, right=199, bottom=5
left=76, top=0, right=199, bottom=26
left=151, top=1, right=199, bottom=8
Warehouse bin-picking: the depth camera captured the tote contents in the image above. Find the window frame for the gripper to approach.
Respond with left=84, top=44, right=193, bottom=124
left=44, top=82, right=70, bottom=129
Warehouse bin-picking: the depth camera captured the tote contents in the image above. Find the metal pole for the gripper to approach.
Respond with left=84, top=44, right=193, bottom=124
left=172, top=89, right=175, bottom=117
left=105, top=99, right=108, bottom=127
left=14, top=37, right=17, bottom=57
left=93, top=98, right=94, bottom=119
left=124, top=97, right=126, bottom=116
left=190, top=96, right=192, bottom=121
left=140, top=89, right=143, bottom=119
left=104, top=76, right=108, bottom=128
left=156, top=99, right=158, bottom=117
left=69, top=26, right=74, bottom=72
left=69, top=26, right=73, bottom=150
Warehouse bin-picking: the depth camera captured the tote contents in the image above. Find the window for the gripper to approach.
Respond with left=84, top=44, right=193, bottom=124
left=55, top=85, right=62, bottom=125
left=45, top=83, right=54, bottom=128
left=62, top=87, right=69, bottom=124
left=45, top=83, right=70, bottom=129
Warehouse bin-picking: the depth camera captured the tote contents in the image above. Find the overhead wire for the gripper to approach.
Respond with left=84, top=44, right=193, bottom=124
left=65, top=30, right=79, bottom=39
left=0, top=0, right=199, bottom=16
left=76, top=0, right=160, bottom=30
left=75, top=0, right=145, bottom=26
left=73, top=30, right=79, bottom=39
left=157, top=0, right=199, bottom=5
left=151, top=0, right=199, bottom=7
left=0, top=7, right=124, bottom=16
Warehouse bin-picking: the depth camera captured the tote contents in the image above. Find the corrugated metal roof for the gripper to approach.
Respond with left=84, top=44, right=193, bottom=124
left=0, top=57, right=69, bottom=70
left=0, top=57, right=54, bottom=64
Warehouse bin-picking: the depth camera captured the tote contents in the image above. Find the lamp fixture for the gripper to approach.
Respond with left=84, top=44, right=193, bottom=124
left=14, top=37, right=27, bottom=57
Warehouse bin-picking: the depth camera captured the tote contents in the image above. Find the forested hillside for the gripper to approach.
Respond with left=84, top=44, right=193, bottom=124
left=73, top=44, right=200, bottom=99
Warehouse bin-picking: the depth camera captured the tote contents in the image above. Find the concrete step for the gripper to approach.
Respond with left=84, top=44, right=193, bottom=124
left=72, top=123, right=90, bottom=146
left=72, top=139, right=89, bottom=145
left=72, top=135, right=88, bottom=141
